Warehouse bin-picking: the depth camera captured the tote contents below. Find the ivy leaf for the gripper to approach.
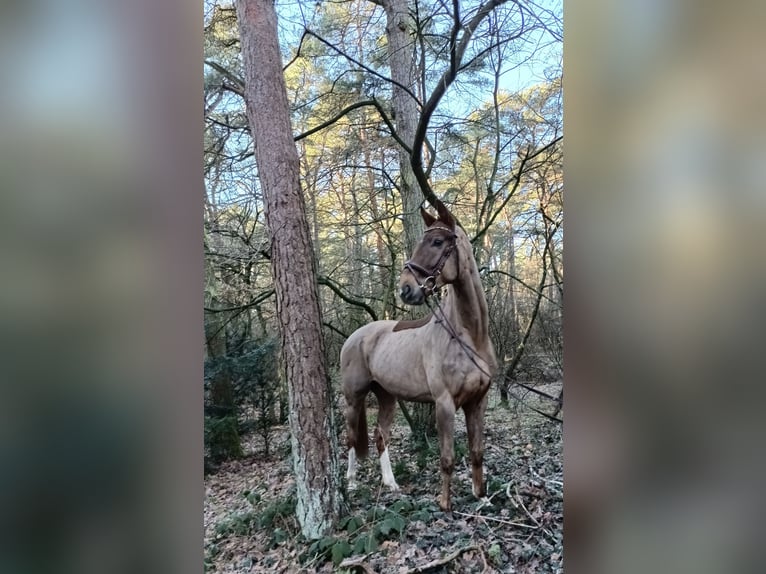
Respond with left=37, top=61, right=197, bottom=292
left=318, top=536, right=335, bottom=552
left=389, top=514, right=406, bottom=534
left=345, top=515, right=364, bottom=533
left=331, top=540, right=352, bottom=566
left=378, top=519, right=393, bottom=536
left=352, top=535, right=368, bottom=555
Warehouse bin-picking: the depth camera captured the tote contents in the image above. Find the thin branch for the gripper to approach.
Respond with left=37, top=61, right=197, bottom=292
left=406, top=544, right=480, bottom=573
left=450, top=0, right=460, bottom=80
left=204, top=59, right=245, bottom=91
left=504, top=245, right=548, bottom=381
left=508, top=390, right=563, bottom=423
left=204, top=289, right=275, bottom=314
left=484, top=268, right=561, bottom=308
left=323, top=321, right=349, bottom=339
left=282, top=30, right=309, bottom=72
left=511, top=380, right=559, bottom=403
left=318, top=276, right=378, bottom=321
left=453, top=511, right=538, bottom=529
left=412, top=0, right=513, bottom=207
left=203, top=290, right=275, bottom=347
left=306, top=30, right=422, bottom=106
left=294, top=98, right=411, bottom=154
left=471, top=135, right=562, bottom=245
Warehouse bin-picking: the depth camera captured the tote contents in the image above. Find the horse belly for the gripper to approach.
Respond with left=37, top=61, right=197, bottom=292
left=366, top=333, right=432, bottom=402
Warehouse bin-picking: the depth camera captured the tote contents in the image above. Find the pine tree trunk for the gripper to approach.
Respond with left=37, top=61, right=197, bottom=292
left=235, top=0, right=340, bottom=540
left=377, top=0, right=435, bottom=435
left=379, top=0, right=423, bottom=256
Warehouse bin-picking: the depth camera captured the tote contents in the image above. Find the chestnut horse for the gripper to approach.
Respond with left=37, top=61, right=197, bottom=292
left=340, top=199, right=497, bottom=510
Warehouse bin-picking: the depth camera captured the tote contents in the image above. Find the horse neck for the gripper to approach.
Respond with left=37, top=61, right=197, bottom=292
left=444, top=240, right=490, bottom=348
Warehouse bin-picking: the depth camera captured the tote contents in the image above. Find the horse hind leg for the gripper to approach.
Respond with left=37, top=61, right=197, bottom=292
left=373, top=386, right=400, bottom=491
left=343, top=379, right=370, bottom=490
left=464, top=392, right=489, bottom=499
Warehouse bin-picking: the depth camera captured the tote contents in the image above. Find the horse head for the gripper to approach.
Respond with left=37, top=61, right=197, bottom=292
left=399, top=199, right=460, bottom=305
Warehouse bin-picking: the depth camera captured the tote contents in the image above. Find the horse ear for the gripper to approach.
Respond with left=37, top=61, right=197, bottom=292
left=435, top=199, right=456, bottom=230
left=420, top=205, right=437, bottom=227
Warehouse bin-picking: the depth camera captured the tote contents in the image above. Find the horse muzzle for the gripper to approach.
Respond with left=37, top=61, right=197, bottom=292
left=400, top=282, right=425, bottom=305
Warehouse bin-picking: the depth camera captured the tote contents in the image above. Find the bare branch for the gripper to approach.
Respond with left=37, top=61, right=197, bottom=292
left=294, top=98, right=412, bottom=155
left=411, top=0, right=514, bottom=207
left=204, top=59, right=245, bottom=91
left=306, top=30, right=422, bottom=107
left=318, top=276, right=378, bottom=322
left=204, top=289, right=275, bottom=314
left=282, top=30, right=309, bottom=72
left=503, top=242, right=548, bottom=381
left=471, top=135, right=562, bottom=244
left=484, top=268, right=561, bottom=308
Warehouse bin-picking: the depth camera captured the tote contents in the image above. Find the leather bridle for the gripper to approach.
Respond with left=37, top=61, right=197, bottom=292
left=402, top=226, right=458, bottom=297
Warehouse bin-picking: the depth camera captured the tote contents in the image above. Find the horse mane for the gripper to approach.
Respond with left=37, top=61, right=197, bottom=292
left=392, top=313, right=433, bottom=332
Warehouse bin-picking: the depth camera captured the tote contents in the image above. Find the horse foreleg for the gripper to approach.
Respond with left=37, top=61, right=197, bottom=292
left=464, top=393, right=489, bottom=498
left=435, top=397, right=456, bottom=511
left=374, top=389, right=399, bottom=491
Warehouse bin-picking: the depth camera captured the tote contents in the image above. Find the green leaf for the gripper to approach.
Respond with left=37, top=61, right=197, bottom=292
left=378, top=519, right=393, bottom=536
left=352, top=535, right=368, bottom=555
left=391, top=499, right=413, bottom=513
left=366, top=505, right=387, bottom=521
left=318, top=536, right=336, bottom=551
left=389, top=514, right=406, bottom=534
left=345, top=516, right=364, bottom=533
left=331, top=540, right=353, bottom=566
left=410, top=510, right=431, bottom=522
left=364, top=536, right=379, bottom=553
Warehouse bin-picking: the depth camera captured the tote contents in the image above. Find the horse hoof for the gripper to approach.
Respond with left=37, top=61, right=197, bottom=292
left=438, top=497, right=452, bottom=512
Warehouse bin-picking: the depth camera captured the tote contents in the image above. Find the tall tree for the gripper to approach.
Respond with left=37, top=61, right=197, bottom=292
left=372, top=0, right=423, bottom=255
left=235, top=0, right=340, bottom=539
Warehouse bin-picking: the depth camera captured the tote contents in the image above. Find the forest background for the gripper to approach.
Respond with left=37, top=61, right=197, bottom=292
left=204, top=0, right=562, bottom=458
left=204, top=0, right=562, bottom=571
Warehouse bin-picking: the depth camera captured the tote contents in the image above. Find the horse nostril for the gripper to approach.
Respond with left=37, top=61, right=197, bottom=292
left=401, top=284, right=411, bottom=298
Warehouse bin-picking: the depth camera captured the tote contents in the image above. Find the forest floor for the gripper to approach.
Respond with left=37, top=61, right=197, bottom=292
left=204, top=382, right=563, bottom=573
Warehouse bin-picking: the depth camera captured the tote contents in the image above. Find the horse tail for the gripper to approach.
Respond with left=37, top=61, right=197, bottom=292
left=355, top=400, right=369, bottom=458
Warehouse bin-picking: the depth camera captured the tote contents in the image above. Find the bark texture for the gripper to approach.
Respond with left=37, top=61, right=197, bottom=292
left=378, top=0, right=423, bottom=256
left=235, top=0, right=340, bottom=539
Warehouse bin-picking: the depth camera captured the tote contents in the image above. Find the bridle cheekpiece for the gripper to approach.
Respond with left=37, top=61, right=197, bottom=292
left=403, top=226, right=457, bottom=298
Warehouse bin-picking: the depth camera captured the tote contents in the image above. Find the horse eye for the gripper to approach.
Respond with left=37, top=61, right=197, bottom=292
left=432, top=239, right=443, bottom=247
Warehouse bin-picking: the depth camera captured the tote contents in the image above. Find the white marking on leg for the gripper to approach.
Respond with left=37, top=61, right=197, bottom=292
left=347, top=448, right=358, bottom=489
left=379, top=448, right=400, bottom=491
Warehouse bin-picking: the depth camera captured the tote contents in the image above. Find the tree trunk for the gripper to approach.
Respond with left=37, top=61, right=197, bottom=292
left=500, top=210, right=519, bottom=406
left=236, top=0, right=340, bottom=539
left=378, top=0, right=423, bottom=256
left=376, top=0, right=435, bottom=435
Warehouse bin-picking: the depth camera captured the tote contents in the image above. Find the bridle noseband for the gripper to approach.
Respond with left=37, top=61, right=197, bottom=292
left=403, top=227, right=457, bottom=297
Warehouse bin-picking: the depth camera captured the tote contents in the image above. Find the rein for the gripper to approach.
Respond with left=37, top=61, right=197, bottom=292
left=404, top=227, right=492, bottom=379
left=426, top=294, right=494, bottom=379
